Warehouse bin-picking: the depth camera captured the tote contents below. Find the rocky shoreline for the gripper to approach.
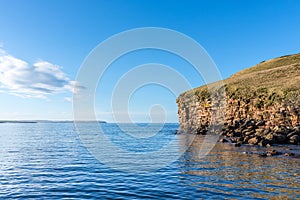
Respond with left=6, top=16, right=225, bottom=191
left=176, top=53, right=300, bottom=154
left=176, top=118, right=300, bottom=146
left=176, top=118, right=300, bottom=158
left=176, top=121, right=300, bottom=159
left=218, top=118, right=300, bottom=146
left=217, top=118, right=300, bottom=158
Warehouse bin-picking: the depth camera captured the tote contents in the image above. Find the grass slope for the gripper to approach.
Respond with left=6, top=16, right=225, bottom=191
left=180, top=53, right=300, bottom=104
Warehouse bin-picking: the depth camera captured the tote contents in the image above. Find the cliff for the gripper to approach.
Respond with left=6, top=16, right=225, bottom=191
left=177, top=53, right=300, bottom=146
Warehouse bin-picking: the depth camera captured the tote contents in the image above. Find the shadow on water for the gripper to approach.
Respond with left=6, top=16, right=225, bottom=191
left=176, top=134, right=300, bottom=199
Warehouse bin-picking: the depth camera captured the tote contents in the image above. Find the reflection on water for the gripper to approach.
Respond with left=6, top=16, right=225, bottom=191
left=0, top=123, right=299, bottom=199
left=177, top=134, right=300, bottom=199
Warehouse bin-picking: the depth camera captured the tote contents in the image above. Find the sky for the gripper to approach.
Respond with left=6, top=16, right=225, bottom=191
left=0, top=0, right=300, bottom=122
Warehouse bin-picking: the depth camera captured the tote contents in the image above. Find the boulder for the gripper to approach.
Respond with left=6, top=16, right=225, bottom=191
left=248, top=137, right=260, bottom=145
left=284, top=152, right=295, bottom=157
left=234, top=142, right=242, bottom=147
left=265, top=133, right=275, bottom=143
left=267, top=149, right=282, bottom=156
left=243, top=136, right=251, bottom=144
left=258, top=153, right=267, bottom=157
left=274, top=133, right=287, bottom=144
left=258, top=138, right=271, bottom=147
left=289, top=135, right=299, bottom=144
left=233, top=131, right=242, bottom=137
left=219, top=138, right=229, bottom=143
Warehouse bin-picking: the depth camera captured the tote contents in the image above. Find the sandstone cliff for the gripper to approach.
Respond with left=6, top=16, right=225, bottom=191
left=177, top=53, right=300, bottom=146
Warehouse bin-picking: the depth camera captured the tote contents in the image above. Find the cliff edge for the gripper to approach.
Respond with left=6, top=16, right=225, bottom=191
left=177, top=53, right=300, bottom=146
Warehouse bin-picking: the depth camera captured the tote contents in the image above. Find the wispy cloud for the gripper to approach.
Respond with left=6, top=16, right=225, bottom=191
left=0, top=49, right=78, bottom=99
left=64, top=97, right=73, bottom=102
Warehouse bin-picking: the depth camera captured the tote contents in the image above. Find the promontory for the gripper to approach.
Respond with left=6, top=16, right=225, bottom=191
left=177, top=53, right=300, bottom=147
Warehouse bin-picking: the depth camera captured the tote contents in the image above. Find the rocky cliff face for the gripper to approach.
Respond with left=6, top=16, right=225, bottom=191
left=177, top=54, right=300, bottom=146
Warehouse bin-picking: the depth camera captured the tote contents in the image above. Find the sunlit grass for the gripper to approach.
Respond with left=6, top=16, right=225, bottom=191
left=179, top=53, right=300, bottom=105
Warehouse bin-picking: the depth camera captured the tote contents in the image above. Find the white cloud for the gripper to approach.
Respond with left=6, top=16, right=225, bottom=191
left=0, top=49, right=78, bottom=99
left=64, top=97, right=72, bottom=102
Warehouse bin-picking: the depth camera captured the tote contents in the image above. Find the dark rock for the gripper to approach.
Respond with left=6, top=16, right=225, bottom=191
left=289, top=135, right=299, bottom=144
left=245, top=119, right=254, bottom=126
left=265, top=133, right=275, bottom=143
left=255, top=129, right=264, bottom=137
left=196, top=127, right=207, bottom=135
left=287, top=131, right=298, bottom=138
left=274, top=133, right=288, bottom=144
left=219, top=138, right=228, bottom=143
left=256, top=120, right=265, bottom=127
left=258, top=153, right=267, bottom=157
left=267, top=149, right=282, bottom=156
left=244, top=119, right=250, bottom=125
left=174, top=130, right=184, bottom=134
left=230, top=138, right=237, bottom=143
left=234, top=142, right=242, bottom=147
left=284, top=152, right=295, bottom=157
left=293, top=126, right=300, bottom=134
left=233, top=131, right=242, bottom=137
left=243, top=136, right=251, bottom=144
left=227, top=132, right=235, bottom=137
left=220, top=131, right=227, bottom=136
left=274, top=126, right=284, bottom=134
left=258, top=138, right=270, bottom=147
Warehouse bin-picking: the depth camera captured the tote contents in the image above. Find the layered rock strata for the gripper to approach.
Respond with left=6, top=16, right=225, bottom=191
left=177, top=54, right=300, bottom=146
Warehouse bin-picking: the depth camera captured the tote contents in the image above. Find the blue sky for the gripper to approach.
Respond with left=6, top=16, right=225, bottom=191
left=0, top=0, right=299, bottom=122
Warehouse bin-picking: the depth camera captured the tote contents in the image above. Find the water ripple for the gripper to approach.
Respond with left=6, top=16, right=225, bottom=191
left=0, top=123, right=299, bottom=199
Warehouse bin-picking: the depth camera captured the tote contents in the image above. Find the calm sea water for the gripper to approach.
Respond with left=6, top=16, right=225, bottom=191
left=0, top=123, right=299, bottom=199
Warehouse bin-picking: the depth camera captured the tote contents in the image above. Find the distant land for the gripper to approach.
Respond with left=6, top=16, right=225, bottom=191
left=0, top=121, right=38, bottom=123
left=0, top=120, right=107, bottom=124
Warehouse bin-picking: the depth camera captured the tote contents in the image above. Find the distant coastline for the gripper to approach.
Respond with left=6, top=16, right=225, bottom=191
left=0, top=120, right=107, bottom=124
left=0, top=121, right=37, bottom=123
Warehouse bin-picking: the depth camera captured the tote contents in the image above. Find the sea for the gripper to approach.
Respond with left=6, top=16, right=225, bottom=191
left=0, top=122, right=299, bottom=199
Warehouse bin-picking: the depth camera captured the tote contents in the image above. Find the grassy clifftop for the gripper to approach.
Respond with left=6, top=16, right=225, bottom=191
left=181, top=53, right=300, bottom=104
left=227, top=53, right=300, bottom=96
